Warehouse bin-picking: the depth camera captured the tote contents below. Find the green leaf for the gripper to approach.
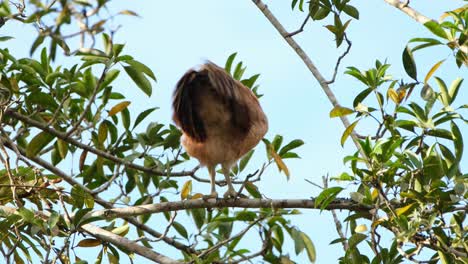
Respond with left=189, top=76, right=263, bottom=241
left=245, top=181, right=261, bottom=198
left=26, top=132, right=54, bottom=157
left=56, top=139, right=68, bottom=159
left=124, top=60, right=156, bottom=81
left=330, top=105, right=354, bottom=118
left=98, top=122, right=108, bottom=144
left=448, top=78, right=463, bottom=105
left=133, top=107, right=158, bottom=129
left=427, top=129, right=452, bottom=140
left=124, top=66, right=152, bottom=96
left=300, top=231, right=316, bottom=263
left=290, top=228, right=305, bottom=254
left=279, top=139, right=304, bottom=156
left=191, top=208, right=205, bottom=230
left=424, top=21, right=448, bottom=39
left=341, top=120, right=358, bottom=146
left=315, top=187, right=343, bottom=211
left=0, top=36, right=13, bottom=42
left=225, top=52, right=237, bottom=74
left=235, top=211, right=256, bottom=221
left=451, top=121, right=463, bottom=162
left=402, top=46, right=417, bottom=80
left=348, top=233, right=367, bottom=249
left=239, top=150, right=254, bottom=172
left=435, top=77, right=450, bottom=106
left=343, top=4, right=359, bottom=19
left=173, top=221, right=188, bottom=239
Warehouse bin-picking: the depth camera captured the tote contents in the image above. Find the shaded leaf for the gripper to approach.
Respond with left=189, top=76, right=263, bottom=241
left=77, top=239, right=101, bottom=247
left=402, top=46, right=417, bottom=80
left=26, top=132, right=54, bottom=157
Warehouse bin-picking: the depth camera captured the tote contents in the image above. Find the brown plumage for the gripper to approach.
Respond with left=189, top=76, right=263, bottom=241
left=173, top=62, right=268, bottom=198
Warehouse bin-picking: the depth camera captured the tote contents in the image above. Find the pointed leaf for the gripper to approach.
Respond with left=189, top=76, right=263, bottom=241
left=448, top=78, right=463, bottom=105
left=402, top=46, right=417, bottom=80
left=124, top=66, right=152, bottom=96
left=300, top=231, right=316, bottom=263
left=270, top=145, right=290, bottom=179
left=424, top=21, right=448, bottom=39
left=341, top=120, right=358, bottom=146
left=330, top=105, right=354, bottom=118
left=133, top=107, right=158, bottom=129
left=77, top=239, right=101, bottom=247
left=109, top=101, right=131, bottom=116
left=180, top=180, right=192, bottom=200
left=26, top=132, right=54, bottom=157
left=424, top=59, right=445, bottom=83
left=451, top=121, right=463, bottom=162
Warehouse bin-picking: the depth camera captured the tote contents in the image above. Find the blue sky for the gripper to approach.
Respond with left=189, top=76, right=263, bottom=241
left=2, top=0, right=466, bottom=263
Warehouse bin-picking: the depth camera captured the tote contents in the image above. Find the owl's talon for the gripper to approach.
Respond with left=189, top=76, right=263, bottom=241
left=223, top=189, right=237, bottom=199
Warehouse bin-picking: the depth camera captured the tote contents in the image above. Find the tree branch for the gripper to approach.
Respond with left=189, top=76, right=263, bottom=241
left=251, top=0, right=368, bottom=160
left=0, top=206, right=182, bottom=264
left=2, top=140, right=197, bottom=255
left=383, top=0, right=432, bottom=24
left=83, top=198, right=370, bottom=220
left=80, top=224, right=182, bottom=264
left=5, top=110, right=197, bottom=177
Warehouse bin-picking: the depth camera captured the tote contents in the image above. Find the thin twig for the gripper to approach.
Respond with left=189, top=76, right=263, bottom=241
left=326, top=33, right=352, bottom=84
left=285, top=15, right=310, bottom=38
left=251, top=0, right=369, bottom=162
left=198, top=217, right=264, bottom=259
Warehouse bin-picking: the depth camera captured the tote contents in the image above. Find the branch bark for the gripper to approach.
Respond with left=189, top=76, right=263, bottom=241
left=83, top=198, right=370, bottom=221
left=80, top=224, right=183, bottom=264
left=383, top=0, right=432, bottom=24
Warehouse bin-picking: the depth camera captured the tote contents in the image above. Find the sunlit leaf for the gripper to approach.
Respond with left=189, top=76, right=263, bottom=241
left=330, top=105, right=354, bottom=118
left=109, top=101, right=131, bottom=116
left=111, top=224, right=129, bottom=237
left=124, top=66, right=152, bottom=96
left=300, top=231, right=316, bottom=263
left=354, top=224, right=367, bottom=233
left=424, top=59, right=445, bottom=83
left=270, top=145, right=290, bottom=179
left=341, top=120, right=358, bottom=146
left=180, top=180, right=192, bottom=200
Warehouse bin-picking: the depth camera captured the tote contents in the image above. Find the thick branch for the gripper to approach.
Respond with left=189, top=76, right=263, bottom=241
left=2, top=140, right=196, bottom=255
left=383, top=0, right=432, bottom=24
left=0, top=206, right=182, bottom=264
left=251, top=0, right=367, bottom=160
left=80, top=224, right=182, bottom=264
left=84, top=198, right=370, bottom=220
